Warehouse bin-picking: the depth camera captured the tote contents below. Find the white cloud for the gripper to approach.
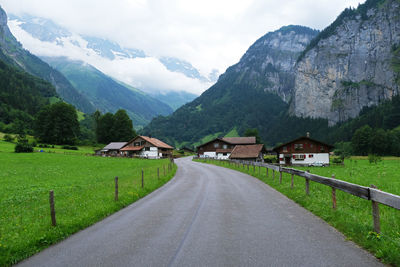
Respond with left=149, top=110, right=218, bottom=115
left=0, top=0, right=361, bottom=94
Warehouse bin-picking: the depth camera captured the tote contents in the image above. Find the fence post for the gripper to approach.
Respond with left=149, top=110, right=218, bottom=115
left=332, top=174, right=337, bottom=209
left=49, top=190, right=56, bottom=226
left=115, top=176, right=119, bottom=201
left=164, top=165, right=166, bottom=176
left=258, top=166, right=260, bottom=175
left=279, top=167, right=282, bottom=184
left=141, top=169, right=144, bottom=188
left=371, top=184, right=381, bottom=233
left=305, top=170, right=310, bottom=196
left=291, top=173, right=294, bottom=188
left=158, top=168, right=160, bottom=180
left=266, top=167, right=269, bottom=178
left=272, top=169, right=275, bottom=180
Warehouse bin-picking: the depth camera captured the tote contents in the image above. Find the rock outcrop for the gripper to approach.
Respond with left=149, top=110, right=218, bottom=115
left=291, top=0, right=400, bottom=125
left=230, top=25, right=318, bottom=102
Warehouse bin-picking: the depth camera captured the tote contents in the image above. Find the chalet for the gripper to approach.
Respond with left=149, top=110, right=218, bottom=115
left=120, top=136, right=173, bottom=159
left=180, top=147, right=195, bottom=154
left=229, top=144, right=266, bottom=162
left=100, top=142, right=128, bottom=156
left=197, top=137, right=256, bottom=160
left=273, top=133, right=334, bottom=166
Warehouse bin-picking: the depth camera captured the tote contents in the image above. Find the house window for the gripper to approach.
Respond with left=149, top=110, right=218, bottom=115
left=134, top=142, right=140, bottom=146
left=214, top=143, right=219, bottom=148
left=223, top=153, right=227, bottom=156
left=294, top=144, right=303, bottom=150
left=223, top=144, right=227, bottom=149
left=293, top=154, right=305, bottom=160
left=283, top=146, right=288, bottom=152
left=309, top=154, right=314, bottom=158
left=279, top=157, right=284, bottom=161
left=145, top=147, right=150, bottom=151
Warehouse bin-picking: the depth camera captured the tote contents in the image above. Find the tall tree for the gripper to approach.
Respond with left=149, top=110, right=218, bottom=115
left=244, top=128, right=262, bottom=144
left=96, top=112, right=115, bottom=144
left=112, top=109, right=136, bottom=142
left=34, top=102, right=80, bottom=145
left=351, top=125, right=372, bottom=155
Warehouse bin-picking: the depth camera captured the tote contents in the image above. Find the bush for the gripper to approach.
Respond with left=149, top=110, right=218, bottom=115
left=31, top=140, right=37, bottom=147
left=368, top=154, right=382, bottom=164
left=3, top=134, right=14, bottom=142
left=62, top=145, right=78, bottom=150
left=15, top=137, right=33, bottom=153
left=332, top=157, right=343, bottom=164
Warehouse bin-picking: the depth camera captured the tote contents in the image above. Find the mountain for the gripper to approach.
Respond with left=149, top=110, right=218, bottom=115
left=8, top=13, right=215, bottom=94
left=142, top=25, right=319, bottom=147
left=159, top=57, right=218, bottom=83
left=0, top=7, right=95, bottom=113
left=290, top=0, right=400, bottom=125
left=0, top=49, right=58, bottom=131
left=144, top=0, right=400, bottom=147
left=42, top=57, right=173, bottom=129
left=150, top=91, right=197, bottom=111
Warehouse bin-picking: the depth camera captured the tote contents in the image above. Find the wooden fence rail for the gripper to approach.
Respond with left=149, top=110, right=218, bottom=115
left=195, top=157, right=400, bottom=233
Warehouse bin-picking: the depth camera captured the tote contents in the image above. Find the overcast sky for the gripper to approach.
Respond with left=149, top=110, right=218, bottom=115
left=0, top=0, right=361, bottom=94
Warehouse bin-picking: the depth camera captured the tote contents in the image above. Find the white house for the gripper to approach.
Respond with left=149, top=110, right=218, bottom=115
left=273, top=134, right=334, bottom=166
left=120, top=136, right=173, bottom=159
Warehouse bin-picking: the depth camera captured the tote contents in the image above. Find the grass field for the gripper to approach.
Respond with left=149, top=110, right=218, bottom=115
left=195, top=158, right=400, bottom=266
left=0, top=140, right=176, bottom=266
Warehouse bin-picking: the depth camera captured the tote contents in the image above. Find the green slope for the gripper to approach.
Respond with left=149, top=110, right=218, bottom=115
left=42, top=57, right=173, bottom=129
left=0, top=6, right=95, bottom=114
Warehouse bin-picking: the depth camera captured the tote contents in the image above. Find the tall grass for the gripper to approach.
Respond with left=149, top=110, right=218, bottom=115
left=196, top=158, right=400, bottom=266
left=0, top=142, right=176, bottom=266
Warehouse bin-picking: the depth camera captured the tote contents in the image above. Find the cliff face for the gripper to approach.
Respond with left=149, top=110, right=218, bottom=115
left=229, top=26, right=318, bottom=102
left=291, top=0, right=400, bottom=125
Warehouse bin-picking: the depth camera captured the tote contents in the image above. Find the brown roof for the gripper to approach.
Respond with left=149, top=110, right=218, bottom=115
left=127, top=136, right=173, bottom=149
left=230, top=144, right=265, bottom=159
left=222, top=137, right=256, bottom=145
left=216, top=149, right=233, bottom=153
left=273, top=136, right=334, bottom=152
left=120, top=146, right=144, bottom=151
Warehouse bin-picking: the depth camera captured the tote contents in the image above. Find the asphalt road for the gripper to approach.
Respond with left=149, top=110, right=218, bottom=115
left=18, top=157, right=382, bottom=267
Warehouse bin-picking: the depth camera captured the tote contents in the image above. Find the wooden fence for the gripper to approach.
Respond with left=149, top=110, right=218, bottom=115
left=196, top=157, right=400, bottom=233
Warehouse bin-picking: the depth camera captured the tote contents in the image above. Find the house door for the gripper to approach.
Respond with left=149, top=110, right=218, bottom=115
left=284, top=155, right=291, bottom=165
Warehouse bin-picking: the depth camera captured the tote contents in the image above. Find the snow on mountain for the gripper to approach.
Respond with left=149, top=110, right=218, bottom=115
left=7, top=14, right=216, bottom=95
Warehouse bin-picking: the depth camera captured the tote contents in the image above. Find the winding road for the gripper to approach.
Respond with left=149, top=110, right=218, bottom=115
left=18, top=157, right=382, bottom=266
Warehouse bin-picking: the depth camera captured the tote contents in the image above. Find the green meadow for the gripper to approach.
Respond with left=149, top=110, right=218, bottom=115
left=196, top=158, right=400, bottom=266
left=0, top=140, right=176, bottom=266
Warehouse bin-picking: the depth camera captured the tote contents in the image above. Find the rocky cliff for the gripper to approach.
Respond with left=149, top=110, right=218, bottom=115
left=229, top=25, right=318, bottom=102
left=291, top=0, right=400, bottom=125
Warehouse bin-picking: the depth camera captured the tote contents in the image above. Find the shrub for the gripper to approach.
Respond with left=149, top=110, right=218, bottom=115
left=3, top=134, right=14, bottom=142
left=15, top=137, right=33, bottom=153
left=332, top=157, right=343, bottom=164
left=62, top=145, right=78, bottom=150
left=368, top=154, right=382, bottom=164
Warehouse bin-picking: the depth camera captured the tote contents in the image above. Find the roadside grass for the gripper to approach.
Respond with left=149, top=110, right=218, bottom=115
left=0, top=143, right=176, bottom=266
left=195, top=158, right=400, bottom=266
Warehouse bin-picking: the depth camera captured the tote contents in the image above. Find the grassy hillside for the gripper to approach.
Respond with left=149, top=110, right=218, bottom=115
left=0, top=141, right=176, bottom=266
left=43, top=57, right=173, bottom=129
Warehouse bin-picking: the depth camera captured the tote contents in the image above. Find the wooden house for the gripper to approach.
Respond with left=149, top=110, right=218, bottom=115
left=229, top=144, right=265, bottom=162
left=120, top=136, right=173, bottom=159
left=273, top=133, right=334, bottom=166
left=197, top=137, right=256, bottom=160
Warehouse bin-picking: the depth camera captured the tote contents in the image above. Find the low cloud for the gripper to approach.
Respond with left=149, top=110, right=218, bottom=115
left=8, top=20, right=210, bottom=95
